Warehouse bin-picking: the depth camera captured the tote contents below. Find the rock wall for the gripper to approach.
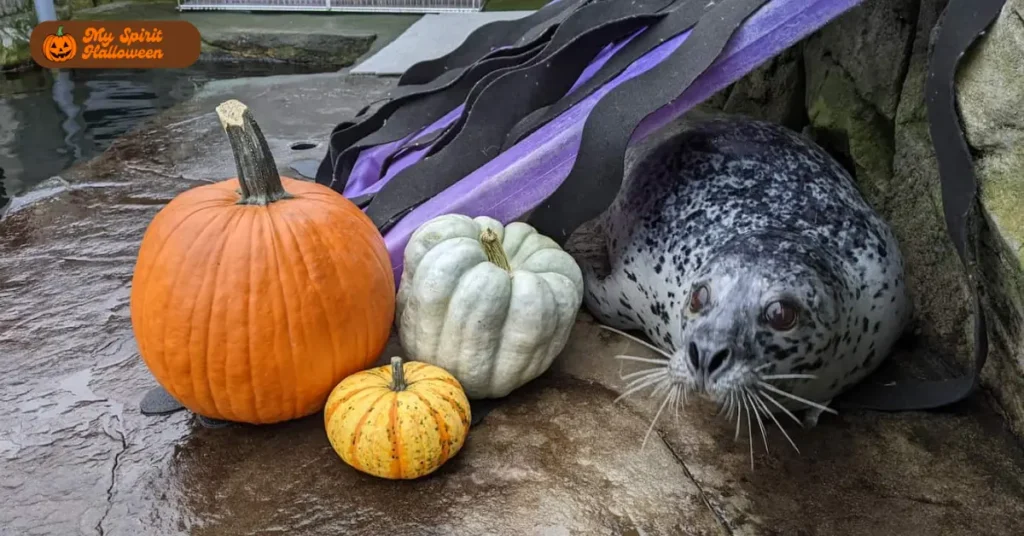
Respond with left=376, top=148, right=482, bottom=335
left=957, top=0, right=1024, bottom=437
left=0, top=0, right=34, bottom=68
left=709, top=0, right=1024, bottom=437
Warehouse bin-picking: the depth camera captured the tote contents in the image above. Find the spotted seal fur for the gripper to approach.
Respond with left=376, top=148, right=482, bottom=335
left=579, top=115, right=912, bottom=441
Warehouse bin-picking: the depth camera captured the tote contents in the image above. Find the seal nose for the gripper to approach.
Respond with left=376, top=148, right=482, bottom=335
left=686, top=343, right=734, bottom=383
left=688, top=342, right=700, bottom=371
left=707, top=349, right=731, bottom=375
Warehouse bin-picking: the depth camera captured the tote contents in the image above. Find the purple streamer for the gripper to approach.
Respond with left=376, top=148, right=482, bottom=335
left=352, top=0, right=863, bottom=281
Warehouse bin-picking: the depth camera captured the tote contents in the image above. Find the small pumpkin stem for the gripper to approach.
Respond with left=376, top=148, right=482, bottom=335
left=480, top=228, right=511, bottom=272
left=215, top=99, right=291, bottom=206
left=56, top=26, right=65, bottom=37
left=390, top=356, right=407, bottom=391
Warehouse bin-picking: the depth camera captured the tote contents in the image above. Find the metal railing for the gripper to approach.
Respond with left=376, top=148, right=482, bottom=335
left=176, top=0, right=484, bottom=13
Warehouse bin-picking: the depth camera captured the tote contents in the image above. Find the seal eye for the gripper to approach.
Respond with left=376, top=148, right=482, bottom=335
left=764, top=300, right=799, bottom=331
left=689, top=284, right=710, bottom=313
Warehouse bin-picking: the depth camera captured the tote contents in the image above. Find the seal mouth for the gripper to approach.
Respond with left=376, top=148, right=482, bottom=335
left=597, top=323, right=839, bottom=461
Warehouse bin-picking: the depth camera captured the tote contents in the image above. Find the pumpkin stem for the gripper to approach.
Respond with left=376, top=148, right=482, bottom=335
left=390, top=356, right=407, bottom=391
left=480, top=228, right=511, bottom=272
left=56, top=26, right=64, bottom=37
left=215, top=99, right=292, bottom=206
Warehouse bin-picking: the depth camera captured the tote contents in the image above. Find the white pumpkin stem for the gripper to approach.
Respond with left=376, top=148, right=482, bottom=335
left=480, top=228, right=511, bottom=272
left=216, top=99, right=292, bottom=206
left=390, top=356, right=407, bottom=391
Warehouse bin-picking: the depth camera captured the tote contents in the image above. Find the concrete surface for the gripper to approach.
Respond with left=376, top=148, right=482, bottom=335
left=350, top=11, right=534, bottom=75
left=2, top=71, right=1024, bottom=535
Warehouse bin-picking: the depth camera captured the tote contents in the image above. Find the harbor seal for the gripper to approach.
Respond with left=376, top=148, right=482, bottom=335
left=578, top=115, right=912, bottom=448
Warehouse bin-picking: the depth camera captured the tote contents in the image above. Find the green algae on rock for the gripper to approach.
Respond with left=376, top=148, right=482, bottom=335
left=0, top=11, right=34, bottom=69
left=200, top=31, right=375, bottom=68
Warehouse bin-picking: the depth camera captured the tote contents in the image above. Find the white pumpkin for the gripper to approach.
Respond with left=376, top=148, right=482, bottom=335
left=396, top=214, right=584, bottom=399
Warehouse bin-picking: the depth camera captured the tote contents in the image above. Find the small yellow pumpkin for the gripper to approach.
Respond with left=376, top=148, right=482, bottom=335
left=324, top=356, right=471, bottom=480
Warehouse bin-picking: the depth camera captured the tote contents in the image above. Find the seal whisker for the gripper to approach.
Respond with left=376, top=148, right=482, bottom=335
left=615, top=354, right=670, bottom=366
left=759, top=373, right=818, bottom=381
left=671, top=384, right=684, bottom=423
left=733, top=394, right=743, bottom=441
left=597, top=324, right=673, bottom=359
left=747, top=390, right=770, bottom=456
left=744, top=394, right=755, bottom=470
left=615, top=371, right=669, bottom=403
left=756, top=381, right=838, bottom=415
left=754, top=389, right=805, bottom=427
left=650, top=380, right=672, bottom=400
left=640, top=381, right=674, bottom=452
left=619, top=369, right=665, bottom=387
left=615, top=380, right=664, bottom=403
left=752, top=390, right=801, bottom=454
left=720, top=393, right=735, bottom=420
left=620, top=366, right=667, bottom=382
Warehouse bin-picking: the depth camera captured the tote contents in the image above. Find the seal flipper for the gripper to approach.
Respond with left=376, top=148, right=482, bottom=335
left=566, top=218, right=639, bottom=331
left=580, top=263, right=640, bottom=332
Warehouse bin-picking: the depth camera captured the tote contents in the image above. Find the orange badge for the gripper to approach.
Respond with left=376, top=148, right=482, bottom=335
left=31, top=20, right=201, bottom=69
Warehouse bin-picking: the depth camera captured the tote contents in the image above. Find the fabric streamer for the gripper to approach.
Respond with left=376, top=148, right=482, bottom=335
left=316, top=0, right=865, bottom=272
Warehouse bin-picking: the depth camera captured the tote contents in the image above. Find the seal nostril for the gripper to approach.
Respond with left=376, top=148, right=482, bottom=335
left=688, top=342, right=700, bottom=371
left=708, top=349, right=730, bottom=374
left=290, top=141, right=317, bottom=151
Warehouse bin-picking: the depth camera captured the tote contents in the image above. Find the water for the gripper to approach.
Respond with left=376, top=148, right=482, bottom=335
left=0, top=62, right=327, bottom=205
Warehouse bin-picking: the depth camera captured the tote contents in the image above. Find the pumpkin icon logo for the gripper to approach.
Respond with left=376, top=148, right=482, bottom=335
left=42, top=26, right=77, bottom=63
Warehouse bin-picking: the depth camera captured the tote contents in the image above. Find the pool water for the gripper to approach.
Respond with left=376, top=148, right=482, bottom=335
left=0, top=62, right=327, bottom=206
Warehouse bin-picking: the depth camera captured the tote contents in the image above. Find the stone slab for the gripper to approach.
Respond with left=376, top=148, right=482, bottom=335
left=350, top=11, right=535, bottom=75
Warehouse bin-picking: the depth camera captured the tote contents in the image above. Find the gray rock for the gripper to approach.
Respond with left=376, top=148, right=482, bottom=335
left=800, top=0, right=920, bottom=207
left=720, top=46, right=807, bottom=131
left=803, top=0, right=919, bottom=122
left=201, top=31, right=376, bottom=68
left=0, top=11, right=34, bottom=69
left=885, top=0, right=976, bottom=375
left=955, top=0, right=1024, bottom=437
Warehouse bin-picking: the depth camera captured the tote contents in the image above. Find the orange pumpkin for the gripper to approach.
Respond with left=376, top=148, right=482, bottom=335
left=129, top=99, right=396, bottom=425
left=43, top=26, right=77, bottom=63
left=324, top=356, right=471, bottom=479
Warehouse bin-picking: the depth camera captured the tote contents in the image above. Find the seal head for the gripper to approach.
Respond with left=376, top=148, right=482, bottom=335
left=577, top=115, right=912, bottom=433
left=670, top=231, right=845, bottom=407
